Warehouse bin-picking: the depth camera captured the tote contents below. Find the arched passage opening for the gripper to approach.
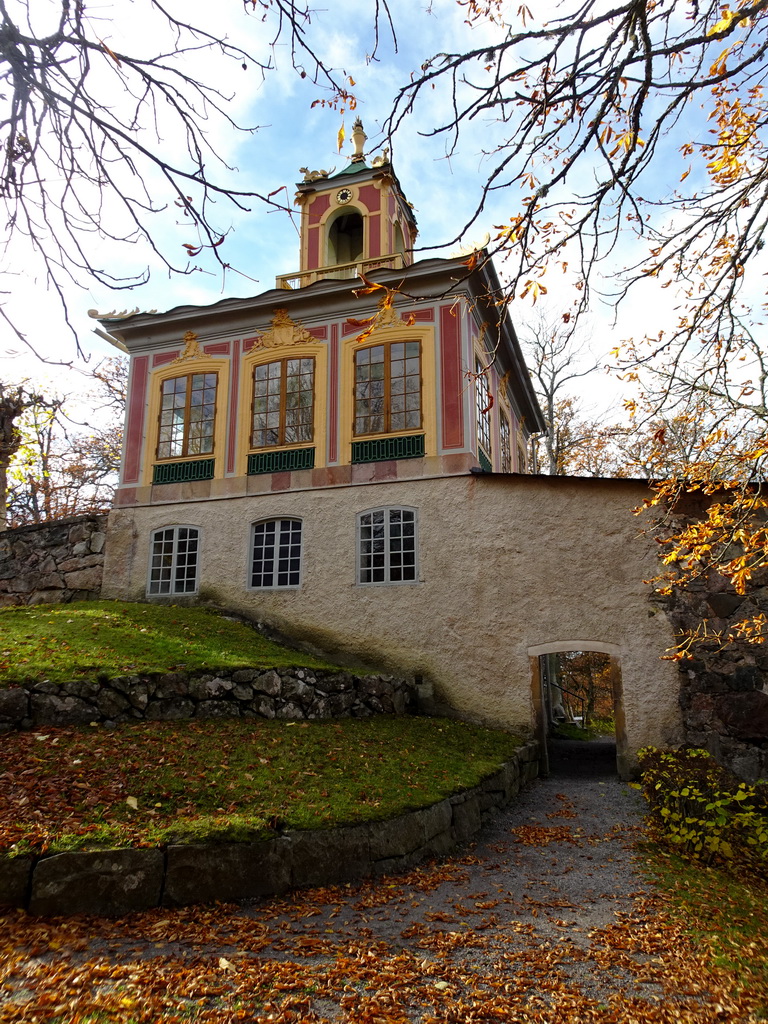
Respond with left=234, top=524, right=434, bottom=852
left=528, top=641, right=630, bottom=779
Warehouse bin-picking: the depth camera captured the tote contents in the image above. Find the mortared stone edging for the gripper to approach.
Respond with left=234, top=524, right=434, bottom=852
left=0, top=742, right=539, bottom=918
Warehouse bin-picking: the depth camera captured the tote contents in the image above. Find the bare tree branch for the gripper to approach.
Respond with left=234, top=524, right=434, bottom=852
left=383, top=0, right=768, bottom=371
left=0, top=0, right=393, bottom=357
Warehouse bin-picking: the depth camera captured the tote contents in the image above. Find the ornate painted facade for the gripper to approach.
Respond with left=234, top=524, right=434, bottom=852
left=98, top=124, right=543, bottom=511
left=97, top=126, right=684, bottom=772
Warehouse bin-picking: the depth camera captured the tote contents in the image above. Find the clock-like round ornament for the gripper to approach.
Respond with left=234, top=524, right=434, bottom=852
left=336, top=188, right=353, bottom=205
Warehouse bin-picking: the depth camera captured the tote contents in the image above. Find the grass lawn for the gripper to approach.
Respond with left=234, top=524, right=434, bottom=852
left=550, top=716, right=615, bottom=741
left=0, top=716, right=522, bottom=857
left=644, top=842, right=768, bottom=1015
left=0, top=601, right=336, bottom=686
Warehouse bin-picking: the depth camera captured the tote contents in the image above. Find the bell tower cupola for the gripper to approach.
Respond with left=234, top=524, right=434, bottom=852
left=276, top=118, right=418, bottom=290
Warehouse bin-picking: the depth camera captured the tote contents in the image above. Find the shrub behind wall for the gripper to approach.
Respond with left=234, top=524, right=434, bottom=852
left=639, top=746, right=768, bottom=870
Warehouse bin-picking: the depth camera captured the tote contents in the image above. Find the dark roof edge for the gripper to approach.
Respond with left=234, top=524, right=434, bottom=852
left=95, top=253, right=490, bottom=332
left=470, top=255, right=547, bottom=434
left=472, top=470, right=652, bottom=487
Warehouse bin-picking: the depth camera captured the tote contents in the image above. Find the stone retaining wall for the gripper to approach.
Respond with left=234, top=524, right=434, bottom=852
left=0, top=742, right=539, bottom=917
left=0, top=667, right=416, bottom=732
left=653, top=501, right=768, bottom=782
left=664, top=578, right=768, bottom=781
left=0, top=514, right=108, bottom=607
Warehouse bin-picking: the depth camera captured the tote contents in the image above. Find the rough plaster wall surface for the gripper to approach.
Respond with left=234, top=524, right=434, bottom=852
left=102, top=475, right=682, bottom=762
left=484, top=476, right=683, bottom=756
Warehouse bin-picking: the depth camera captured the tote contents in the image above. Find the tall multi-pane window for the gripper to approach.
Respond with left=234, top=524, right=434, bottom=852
left=157, top=374, right=217, bottom=460
left=500, top=412, right=512, bottom=472
left=475, top=361, right=492, bottom=457
left=251, top=358, right=315, bottom=449
left=250, top=519, right=303, bottom=589
left=354, top=342, right=421, bottom=436
left=148, top=527, right=200, bottom=595
left=357, top=507, right=418, bottom=585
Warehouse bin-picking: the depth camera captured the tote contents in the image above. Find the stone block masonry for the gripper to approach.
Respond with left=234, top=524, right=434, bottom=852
left=0, top=514, right=108, bottom=607
left=653, top=521, right=768, bottom=782
left=0, top=743, right=539, bottom=916
left=0, top=667, right=417, bottom=731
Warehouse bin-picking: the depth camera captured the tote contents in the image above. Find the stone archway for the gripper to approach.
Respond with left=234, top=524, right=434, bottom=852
left=528, top=640, right=630, bottom=779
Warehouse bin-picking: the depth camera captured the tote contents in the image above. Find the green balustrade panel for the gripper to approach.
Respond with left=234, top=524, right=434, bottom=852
left=351, top=434, right=425, bottom=464
left=152, top=459, right=215, bottom=485
left=247, top=447, right=316, bottom=475
left=478, top=450, right=493, bottom=473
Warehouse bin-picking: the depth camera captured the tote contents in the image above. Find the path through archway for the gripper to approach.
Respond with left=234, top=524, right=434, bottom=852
left=529, top=642, right=630, bottom=779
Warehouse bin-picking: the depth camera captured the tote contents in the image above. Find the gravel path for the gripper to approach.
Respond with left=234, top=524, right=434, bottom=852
left=2, top=737, right=750, bottom=1022
left=254, top=737, right=648, bottom=952
left=234, top=735, right=664, bottom=1011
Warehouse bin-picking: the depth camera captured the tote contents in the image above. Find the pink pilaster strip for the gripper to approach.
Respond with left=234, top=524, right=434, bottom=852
left=440, top=304, right=464, bottom=449
left=123, top=356, right=149, bottom=484
left=329, top=324, right=339, bottom=463
left=227, top=340, right=241, bottom=475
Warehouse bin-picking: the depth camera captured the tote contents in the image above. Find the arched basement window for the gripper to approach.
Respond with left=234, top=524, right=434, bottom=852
left=357, top=506, right=418, bottom=585
left=147, top=526, right=200, bottom=595
left=328, top=211, right=364, bottom=266
left=250, top=518, right=303, bottom=589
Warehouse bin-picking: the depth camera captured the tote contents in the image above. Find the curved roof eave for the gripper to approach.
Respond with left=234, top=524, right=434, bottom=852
left=467, top=254, right=547, bottom=434
left=95, top=254, right=477, bottom=331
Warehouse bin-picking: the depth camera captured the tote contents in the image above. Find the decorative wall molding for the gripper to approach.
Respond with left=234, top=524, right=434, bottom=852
left=171, top=331, right=203, bottom=364
left=255, top=309, right=315, bottom=349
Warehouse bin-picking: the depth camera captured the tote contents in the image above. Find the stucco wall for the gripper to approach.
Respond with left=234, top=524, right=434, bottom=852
left=102, top=473, right=682, bottom=768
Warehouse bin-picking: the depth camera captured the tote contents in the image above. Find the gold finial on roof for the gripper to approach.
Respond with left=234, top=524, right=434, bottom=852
left=351, top=118, right=367, bottom=163
left=88, top=306, right=155, bottom=320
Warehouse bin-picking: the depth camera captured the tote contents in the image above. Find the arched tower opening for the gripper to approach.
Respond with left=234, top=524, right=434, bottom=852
left=276, top=119, right=419, bottom=289
left=327, top=210, right=364, bottom=267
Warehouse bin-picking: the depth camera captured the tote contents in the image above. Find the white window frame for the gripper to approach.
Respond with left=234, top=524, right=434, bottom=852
left=474, top=358, right=493, bottom=458
left=499, top=408, right=512, bottom=473
left=147, top=525, right=200, bottom=596
left=248, top=518, right=303, bottom=590
left=356, top=506, right=419, bottom=586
